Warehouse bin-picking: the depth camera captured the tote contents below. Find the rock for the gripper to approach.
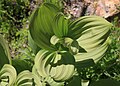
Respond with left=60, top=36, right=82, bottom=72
left=64, top=0, right=120, bottom=18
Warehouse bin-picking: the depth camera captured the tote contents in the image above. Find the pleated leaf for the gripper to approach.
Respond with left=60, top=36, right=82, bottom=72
left=68, top=16, right=112, bottom=40
left=34, top=50, right=53, bottom=77
left=0, top=35, right=11, bottom=70
left=34, top=50, right=75, bottom=81
left=29, top=3, right=59, bottom=51
left=44, top=77, right=64, bottom=86
left=50, top=51, right=75, bottom=81
left=74, top=38, right=109, bottom=63
left=68, top=16, right=113, bottom=63
left=53, top=13, right=68, bottom=38
left=15, top=70, right=42, bottom=86
left=0, top=64, right=17, bottom=86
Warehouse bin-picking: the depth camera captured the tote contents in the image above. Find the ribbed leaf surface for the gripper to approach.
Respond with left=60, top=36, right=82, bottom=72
left=0, top=64, right=17, bottom=86
left=44, top=77, right=64, bottom=86
left=68, top=16, right=112, bottom=62
left=29, top=3, right=59, bottom=51
left=15, top=70, right=42, bottom=86
left=68, top=16, right=112, bottom=40
left=53, top=13, right=68, bottom=38
left=34, top=50, right=75, bottom=81
left=75, top=38, right=109, bottom=63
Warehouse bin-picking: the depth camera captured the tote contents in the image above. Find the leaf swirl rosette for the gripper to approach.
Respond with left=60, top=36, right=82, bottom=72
left=29, top=2, right=113, bottom=82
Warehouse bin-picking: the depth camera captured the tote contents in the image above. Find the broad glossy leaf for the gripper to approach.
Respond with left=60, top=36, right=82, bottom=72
left=0, top=64, right=17, bottom=86
left=53, top=13, right=68, bottom=38
left=29, top=3, right=59, bottom=51
left=15, top=70, right=42, bottom=86
left=0, top=35, right=11, bottom=70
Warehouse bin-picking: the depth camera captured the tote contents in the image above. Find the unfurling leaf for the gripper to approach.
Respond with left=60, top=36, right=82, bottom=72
left=0, top=64, right=17, bottom=86
left=15, top=70, right=42, bottom=86
left=34, top=50, right=75, bottom=81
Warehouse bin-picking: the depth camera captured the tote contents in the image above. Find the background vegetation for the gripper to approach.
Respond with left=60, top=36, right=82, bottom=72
left=0, top=0, right=120, bottom=84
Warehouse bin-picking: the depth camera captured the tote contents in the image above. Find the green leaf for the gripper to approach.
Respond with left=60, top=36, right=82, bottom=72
left=12, top=59, right=32, bottom=74
left=15, top=70, right=42, bottom=86
left=68, top=16, right=112, bottom=40
left=77, top=26, right=110, bottom=52
left=34, top=50, right=75, bottom=81
left=53, top=13, right=68, bottom=38
left=44, top=77, right=64, bottom=86
left=50, top=35, right=60, bottom=45
left=69, top=40, right=83, bottom=55
left=75, top=59, right=95, bottom=69
left=0, top=35, right=11, bottom=70
left=34, top=50, right=53, bottom=77
left=29, top=3, right=59, bottom=51
left=74, top=38, right=109, bottom=63
left=50, top=51, right=75, bottom=81
left=66, top=75, right=81, bottom=86
left=28, top=32, right=41, bottom=54
left=0, top=64, right=17, bottom=86
left=89, top=79, right=120, bottom=86
left=68, top=16, right=113, bottom=63
left=32, top=65, right=42, bottom=79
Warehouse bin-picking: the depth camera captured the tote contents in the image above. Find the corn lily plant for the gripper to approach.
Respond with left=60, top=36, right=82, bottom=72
left=29, top=2, right=113, bottom=86
left=1, top=2, right=119, bottom=86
